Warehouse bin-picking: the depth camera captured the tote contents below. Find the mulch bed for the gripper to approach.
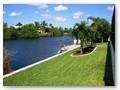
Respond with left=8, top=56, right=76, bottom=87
left=73, top=45, right=96, bottom=56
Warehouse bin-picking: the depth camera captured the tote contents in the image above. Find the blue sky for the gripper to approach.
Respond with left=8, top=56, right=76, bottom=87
left=3, top=4, right=114, bottom=28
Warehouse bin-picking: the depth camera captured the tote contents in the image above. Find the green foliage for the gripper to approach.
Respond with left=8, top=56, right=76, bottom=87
left=34, top=21, right=40, bottom=30
left=47, top=27, right=63, bottom=36
left=4, top=17, right=110, bottom=40
left=8, top=26, right=19, bottom=39
left=70, top=17, right=110, bottom=53
left=3, top=22, right=9, bottom=39
left=86, top=26, right=96, bottom=44
left=88, top=17, right=110, bottom=42
left=98, top=18, right=111, bottom=42
left=40, top=21, right=47, bottom=33
left=74, top=21, right=88, bottom=39
left=3, top=21, right=64, bottom=39
left=16, top=22, right=22, bottom=26
left=70, top=17, right=110, bottom=44
left=3, top=23, right=39, bottom=39
left=69, top=28, right=74, bottom=38
left=3, top=26, right=18, bottom=39
left=20, top=24, right=39, bottom=38
left=71, top=21, right=88, bottom=53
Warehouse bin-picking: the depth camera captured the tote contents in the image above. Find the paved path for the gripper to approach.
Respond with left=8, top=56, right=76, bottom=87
left=58, top=44, right=80, bottom=54
left=66, top=44, right=80, bottom=51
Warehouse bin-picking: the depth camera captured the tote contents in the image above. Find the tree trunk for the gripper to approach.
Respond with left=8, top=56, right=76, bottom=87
left=91, top=38, right=93, bottom=45
left=76, top=37, right=78, bottom=45
left=102, top=37, right=104, bottom=43
left=81, top=39, right=83, bottom=53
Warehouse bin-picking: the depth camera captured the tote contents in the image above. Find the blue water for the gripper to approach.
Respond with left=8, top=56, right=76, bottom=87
left=3, top=36, right=73, bottom=70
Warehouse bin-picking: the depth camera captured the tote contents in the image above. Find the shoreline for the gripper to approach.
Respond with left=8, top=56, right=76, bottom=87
left=3, top=44, right=79, bottom=78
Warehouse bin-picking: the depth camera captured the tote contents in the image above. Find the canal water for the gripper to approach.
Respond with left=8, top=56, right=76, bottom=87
left=3, top=35, right=73, bottom=70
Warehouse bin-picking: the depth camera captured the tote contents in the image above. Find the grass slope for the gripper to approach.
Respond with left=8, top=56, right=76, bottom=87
left=3, top=43, right=108, bottom=86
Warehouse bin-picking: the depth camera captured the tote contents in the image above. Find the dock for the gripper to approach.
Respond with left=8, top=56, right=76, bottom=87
left=58, top=44, right=79, bottom=54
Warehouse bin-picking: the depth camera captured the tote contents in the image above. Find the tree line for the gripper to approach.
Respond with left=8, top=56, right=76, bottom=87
left=3, top=16, right=110, bottom=42
left=3, top=21, right=65, bottom=39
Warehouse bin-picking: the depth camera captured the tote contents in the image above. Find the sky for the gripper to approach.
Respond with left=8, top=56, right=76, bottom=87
left=3, top=4, right=114, bottom=28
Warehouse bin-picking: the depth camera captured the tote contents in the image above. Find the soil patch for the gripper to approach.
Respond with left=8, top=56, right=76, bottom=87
left=73, top=45, right=96, bottom=56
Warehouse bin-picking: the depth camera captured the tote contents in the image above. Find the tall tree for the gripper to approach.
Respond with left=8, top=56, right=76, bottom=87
left=16, top=22, right=22, bottom=26
left=40, top=21, right=47, bottom=33
left=88, top=16, right=110, bottom=42
left=21, top=24, right=39, bottom=38
left=99, top=18, right=110, bottom=42
left=8, top=26, right=18, bottom=39
left=49, top=23, right=54, bottom=28
left=3, top=22, right=8, bottom=39
left=73, top=21, right=88, bottom=53
left=34, top=21, right=40, bottom=30
left=87, top=26, right=96, bottom=45
left=87, top=17, right=101, bottom=30
left=3, top=22, right=8, bottom=29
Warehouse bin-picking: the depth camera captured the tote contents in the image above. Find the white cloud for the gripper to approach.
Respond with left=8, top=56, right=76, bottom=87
left=38, top=4, right=48, bottom=9
left=107, top=6, right=114, bottom=11
left=54, top=5, right=68, bottom=11
left=41, top=14, right=51, bottom=18
left=27, top=4, right=48, bottom=9
left=27, top=4, right=42, bottom=6
left=72, top=12, right=84, bottom=19
left=34, top=11, right=39, bottom=14
left=55, top=17, right=67, bottom=22
left=46, top=9, right=50, bottom=13
left=9, top=12, right=22, bottom=16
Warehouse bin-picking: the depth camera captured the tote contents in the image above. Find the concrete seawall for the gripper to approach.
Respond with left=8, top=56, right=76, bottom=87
left=3, top=45, right=79, bottom=78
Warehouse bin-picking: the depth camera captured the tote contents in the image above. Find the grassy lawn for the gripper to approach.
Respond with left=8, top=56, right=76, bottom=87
left=3, top=43, right=108, bottom=86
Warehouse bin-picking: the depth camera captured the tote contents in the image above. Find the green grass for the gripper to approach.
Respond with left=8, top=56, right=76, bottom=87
left=3, top=43, right=108, bottom=86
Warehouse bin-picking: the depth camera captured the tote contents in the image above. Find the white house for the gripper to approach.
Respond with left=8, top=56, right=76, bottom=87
left=14, top=26, right=22, bottom=29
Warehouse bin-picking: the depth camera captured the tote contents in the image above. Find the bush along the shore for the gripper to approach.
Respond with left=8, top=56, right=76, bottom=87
left=3, top=49, right=11, bottom=75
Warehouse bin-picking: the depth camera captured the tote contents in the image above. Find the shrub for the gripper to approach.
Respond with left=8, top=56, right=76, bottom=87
left=3, top=49, right=11, bottom=75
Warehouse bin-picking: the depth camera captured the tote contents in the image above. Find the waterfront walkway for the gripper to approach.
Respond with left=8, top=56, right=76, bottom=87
left=58, top=44, right=80, bottom=53
left=62, top=44, right=80, bottom=51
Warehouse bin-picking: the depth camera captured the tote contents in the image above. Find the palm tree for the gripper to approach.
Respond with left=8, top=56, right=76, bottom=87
left=98, top=18, right=110, bottom=42
left=73, top=21, right=88, bottom=53
left=16, top=22, right=22, bottom=26
left=3, top=22, right=7, bottom=28
left=34, top=21, right=40, bottom=30
left=88, top=16, right=110, bottom=42
left=87, top=17, right=102, bottom=42
left=87, top=26, right=96, bottom=45
left=87, top=16, right=101, bottom=30
left=40, top=21, right=47, bottom=33
left=3, top=22, right=8, bottom=31
left=49, top=23, right=54, bottom=28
